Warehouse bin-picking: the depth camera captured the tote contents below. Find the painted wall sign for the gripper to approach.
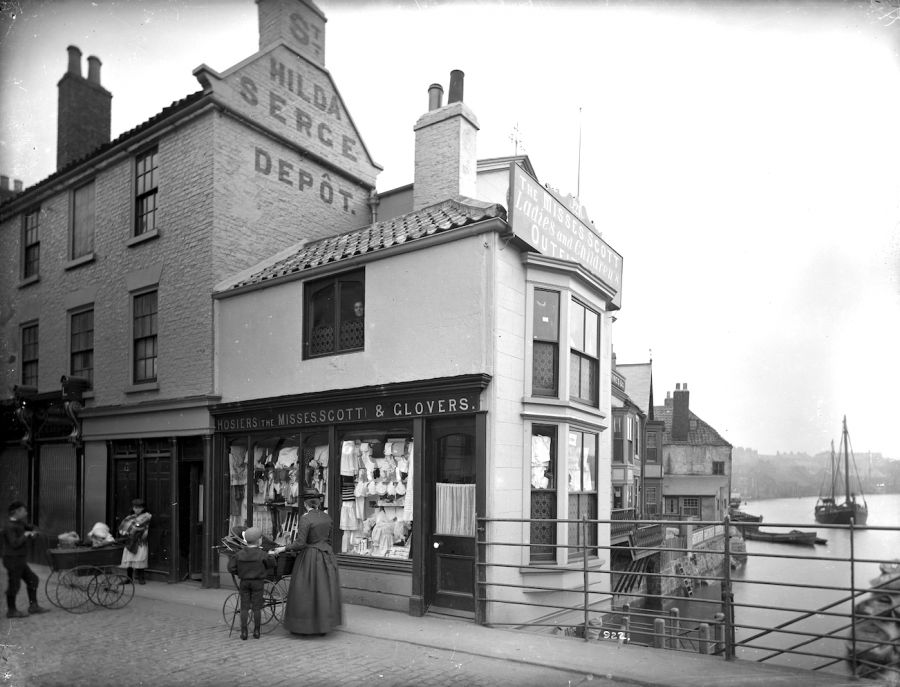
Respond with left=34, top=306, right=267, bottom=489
left=509, top=164, right=623, bottom=308
left=252, top=144, right=367, bottom=216
left=214, top=391, right=480, bottom=433
left=195, top=45, right=380, bottom=186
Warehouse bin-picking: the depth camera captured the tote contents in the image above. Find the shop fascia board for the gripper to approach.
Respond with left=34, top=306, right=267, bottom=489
left=214, top=216, right=512, bottom=300
left=209, top=373, right=491, bottom=414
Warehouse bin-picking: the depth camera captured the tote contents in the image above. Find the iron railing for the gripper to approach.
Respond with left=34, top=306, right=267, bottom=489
left=476, top=514, right=900, bottom=682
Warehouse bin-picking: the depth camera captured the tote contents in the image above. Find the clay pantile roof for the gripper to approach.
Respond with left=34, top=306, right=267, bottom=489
left=230, top=197, right=507, bottom=289
left=653, top=404, right=732, bottom=448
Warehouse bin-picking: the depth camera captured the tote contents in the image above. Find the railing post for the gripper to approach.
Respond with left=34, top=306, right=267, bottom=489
left=714, top=612, right=725, bottom=656
left=582, top=514, right=589, bottom=641
left=699, top=622, right=711, bottom=654
left=721, top=515, right=735, bottom=660
left=849, top=518, right=857, bottom=674
left=654, top=617, right=666, bottom=649
left=670, top=607, right=681, bottom=650
left=623, top=602, right=631, bottom=639
left=475, top=517, right=486, bottom=625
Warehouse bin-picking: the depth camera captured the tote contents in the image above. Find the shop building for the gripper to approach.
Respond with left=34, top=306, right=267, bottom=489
left=212, top=66, right=625, bottom=622
left=0, top=0, right=379, bottom=583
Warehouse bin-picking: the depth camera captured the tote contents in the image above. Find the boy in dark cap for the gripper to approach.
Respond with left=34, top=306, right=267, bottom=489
left=227, top=527, right=275, bottom=640
left=3, top=501, right=49, bottom=617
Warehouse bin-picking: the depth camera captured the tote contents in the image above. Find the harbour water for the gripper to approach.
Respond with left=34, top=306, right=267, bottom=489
left=689, top=493, right=900, bottom=674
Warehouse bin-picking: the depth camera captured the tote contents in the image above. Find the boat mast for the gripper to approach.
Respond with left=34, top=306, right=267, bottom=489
left=842, top=415, right=851, bottom=502
left=829, top=440, right=837, bottom=499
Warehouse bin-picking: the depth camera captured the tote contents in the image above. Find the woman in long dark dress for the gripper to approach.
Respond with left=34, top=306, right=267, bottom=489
left=274, top=489, right=343, bottom=635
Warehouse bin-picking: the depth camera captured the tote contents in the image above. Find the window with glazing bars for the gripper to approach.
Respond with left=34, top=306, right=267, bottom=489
left=613, top=415, right=623, bottom=463
left=645, top=486, right=658, bottom=514
left=530, top=425, right=557, bottom=562
left=21, top=324, right=38, bottom=387
left=133, top=291, right=158, bottom=383
left=682, top=497, right=700, bottom=517
left=532, top=289, right=559, bottom=396
left=567, top=429, right=598, bottom=560
left=135, top=148, right=158, bottom=236
left=70, top=308, right=94, bottom=384
left=71, top=181, right=95, bottom=259
left=23, top=209, right=40, bottom=278
left=569, top=300, right=598, bottom=405
left=304, top=270, right=364, bottom=358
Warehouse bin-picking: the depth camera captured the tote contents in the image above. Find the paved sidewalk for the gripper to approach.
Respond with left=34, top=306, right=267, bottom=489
left=0, top=565, right=860, bottom=687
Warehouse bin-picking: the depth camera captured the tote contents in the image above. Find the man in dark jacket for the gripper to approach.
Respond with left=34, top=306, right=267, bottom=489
left=3, top=501, right=49, bottom=617
left=227, top=527, right=275, bottom=640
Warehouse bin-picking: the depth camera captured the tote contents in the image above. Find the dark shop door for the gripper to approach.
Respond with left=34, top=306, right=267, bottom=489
left=178, top=460, right=204, bottom=580
left=144, top=456, right=171, bottom=572
left=426, top=417, right=477, bottom=614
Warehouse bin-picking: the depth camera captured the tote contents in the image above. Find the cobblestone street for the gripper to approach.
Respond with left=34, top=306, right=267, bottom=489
left=0, top=583, right=596, bottom=687
left=0, top=569, right=862, bottom=687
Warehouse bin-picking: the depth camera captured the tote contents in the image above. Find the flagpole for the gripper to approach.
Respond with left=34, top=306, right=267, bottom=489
left=577, top=106, right=583, bottom=198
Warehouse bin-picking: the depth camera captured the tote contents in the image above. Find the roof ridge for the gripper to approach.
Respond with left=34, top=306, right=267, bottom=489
left=228, top=198, right=506, bottom=291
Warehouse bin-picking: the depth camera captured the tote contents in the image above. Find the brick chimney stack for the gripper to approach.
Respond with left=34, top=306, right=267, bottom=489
left=257, top=0, right=327, bottom=67
left=412, top=70, right=479, bottom=210
left=672, top=383, right=690, bottom=441
left=0, top=176, right=25, bottom=203
left=57, top=45, right=112, bottom=170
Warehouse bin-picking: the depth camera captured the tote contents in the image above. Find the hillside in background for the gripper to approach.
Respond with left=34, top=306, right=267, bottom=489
left=731, top=447, right=900, bottom=500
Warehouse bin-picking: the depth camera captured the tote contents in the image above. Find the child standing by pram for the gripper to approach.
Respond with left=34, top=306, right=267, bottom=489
left=227, top=527, right=275, bottom=640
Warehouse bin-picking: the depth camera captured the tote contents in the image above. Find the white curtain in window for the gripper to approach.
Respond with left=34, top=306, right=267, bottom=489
left=435, top=483, right=475, bottom=537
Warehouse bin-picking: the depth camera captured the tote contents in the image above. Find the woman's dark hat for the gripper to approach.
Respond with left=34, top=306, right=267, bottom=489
left=301, top=487, right=323, bottom=499
left=132, top=498, right=146, bottom=508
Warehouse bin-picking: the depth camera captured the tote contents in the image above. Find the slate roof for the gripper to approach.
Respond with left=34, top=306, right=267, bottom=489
left=228, top=197, right=507, bottom=290
left=653, top=403, right=732, bottom=448
left=0, top=91, right=208, bottom=213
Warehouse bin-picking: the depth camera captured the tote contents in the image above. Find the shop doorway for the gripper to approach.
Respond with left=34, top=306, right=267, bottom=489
left=178, top=460, right=204, bottom=580
left=426, top=417, right=476, bottom=614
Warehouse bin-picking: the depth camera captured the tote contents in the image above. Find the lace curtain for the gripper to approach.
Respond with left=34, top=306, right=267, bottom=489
left=435, top=483, right=475, bottom=537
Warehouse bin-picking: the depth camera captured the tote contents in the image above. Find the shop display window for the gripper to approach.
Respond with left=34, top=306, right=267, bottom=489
left=337, top=425, right=414, bottom=559
left=225, top=431, right=329, bottom=545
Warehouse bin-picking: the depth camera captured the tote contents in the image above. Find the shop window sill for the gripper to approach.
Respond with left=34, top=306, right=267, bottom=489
left=18, top=275, right=40, bottom=289
left=125, top=382, right=159, bottom=394
left=65, top=253, right=95, bottom=270
left=518, top=557, right=606, bottom=576
left=126, top=229, right=160, bottom=247
left=336, top=554, right=412, bottom=574
left=518, top=557, right=607, bottom=594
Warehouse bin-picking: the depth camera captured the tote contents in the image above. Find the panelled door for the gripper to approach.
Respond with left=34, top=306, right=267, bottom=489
left=426, top=417, right=477, bottom=613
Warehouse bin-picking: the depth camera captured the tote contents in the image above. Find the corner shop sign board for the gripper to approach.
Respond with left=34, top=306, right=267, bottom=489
left=509, top=165, right=623, bottom=307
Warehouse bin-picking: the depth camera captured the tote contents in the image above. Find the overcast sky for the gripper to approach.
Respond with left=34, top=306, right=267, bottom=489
left=2, top=0, right=899, bottom=459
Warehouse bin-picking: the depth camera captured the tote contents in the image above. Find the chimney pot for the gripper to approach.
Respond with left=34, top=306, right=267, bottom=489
left=448, top=69, right=464, bottom=104
left=67, top=45, right=82, bottom=76
left=675, top=383, right=681, bottom=391
left=14, top=179, right=23, bottom=192
left=0, top=176, right=8, bottom=191
left=427, top=83, right=444, bottom=111
left=87, top=55, right=102, bottom=84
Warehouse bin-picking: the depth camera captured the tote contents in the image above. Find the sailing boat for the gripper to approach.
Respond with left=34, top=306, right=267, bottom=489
left=814, top=416, right=868, bottom=525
